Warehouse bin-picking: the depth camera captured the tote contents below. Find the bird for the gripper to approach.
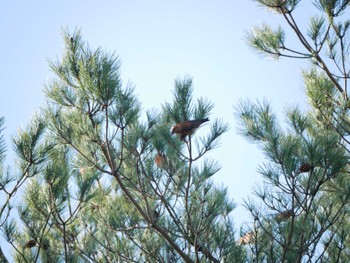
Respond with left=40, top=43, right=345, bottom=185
left=171, top=118, right=209, bottom=141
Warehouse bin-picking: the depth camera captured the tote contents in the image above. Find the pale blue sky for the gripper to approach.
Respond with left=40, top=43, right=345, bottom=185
left=0, top=0, right=314, bottom=254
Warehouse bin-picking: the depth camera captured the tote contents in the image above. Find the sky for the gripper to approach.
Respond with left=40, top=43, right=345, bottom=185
left=0, top=0, right=314, bottom=256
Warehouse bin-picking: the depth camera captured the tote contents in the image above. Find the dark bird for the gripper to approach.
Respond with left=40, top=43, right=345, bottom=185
left=171, top=118, right=209, bottom=140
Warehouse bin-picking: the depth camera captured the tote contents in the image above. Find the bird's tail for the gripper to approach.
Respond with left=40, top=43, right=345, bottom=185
left=201, top=117, right=209, bottom=124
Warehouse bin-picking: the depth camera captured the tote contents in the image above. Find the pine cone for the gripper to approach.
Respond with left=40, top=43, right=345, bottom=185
left=275, top=209, right=293, bottom=222
left=238, top=231, right=255, bottom=245
left=90, top=203, right=100, bottom=212
left=24, top=239, right=37, bottom=249
left=299, top=162, right=312, bottom=173
left=155, top=153, right=166, bottom=168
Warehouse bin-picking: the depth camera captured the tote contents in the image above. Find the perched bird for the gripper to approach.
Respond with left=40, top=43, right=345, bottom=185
left=171, top=118, right=209, bottom=141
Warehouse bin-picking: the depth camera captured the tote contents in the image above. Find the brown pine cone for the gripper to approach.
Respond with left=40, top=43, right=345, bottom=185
left=24, top=239, right=36, bottom=249
left=299, top=162, right=312, bottom=173
left=155, top=153, right=166, bottom=168
left=275, top=209, right=293, bottom=222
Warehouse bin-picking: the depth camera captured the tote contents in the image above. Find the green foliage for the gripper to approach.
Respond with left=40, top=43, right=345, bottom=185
left=165, top=76, right=214, bottom=122
left=239, top=0, right=350, bottom=261
left=315, top=0, right=350, bottom=17
left=248, top=24, right=286, bottom=59
left=0, top=28, right=241, bottom=263
left=307, top=15, right=327, bottom=46
left=237, top=100, right=350, bottom=261
left=253, top=0, right=301, bottom=13
left=249, top=0, right=350, bottom=78
left=13, top=115, right=51, bottom=170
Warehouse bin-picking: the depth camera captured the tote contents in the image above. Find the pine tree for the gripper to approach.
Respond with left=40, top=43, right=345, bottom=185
left=0, top=29, right=245, bottom=262
left=237, top=0, right=350, bottom=261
